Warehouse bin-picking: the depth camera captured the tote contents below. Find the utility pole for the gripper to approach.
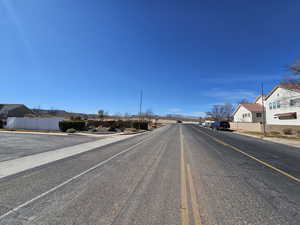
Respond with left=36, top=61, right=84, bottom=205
left=139, top=90, right=143, bottom=121
left=261, top=82, right=266, bottom=137
left=138, top=90, right=143, bottom=130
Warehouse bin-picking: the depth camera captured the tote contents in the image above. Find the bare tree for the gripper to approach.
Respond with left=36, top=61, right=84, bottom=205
left=223, top=103, right=234, bottom=121
left=288, top=57, right=300, bottom=75
left=97, top=110, right=105, bottom=121
left=144, top=109, right=154, bottom=121
left=206, top=103, right=234, bottom=121
left=281, top=57, right=300, bottom=84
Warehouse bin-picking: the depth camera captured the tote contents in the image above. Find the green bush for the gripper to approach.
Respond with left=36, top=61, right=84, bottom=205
left=59, top=120, right=86, bottom=132
left=66, top=128, right=76, bottom=133
left=132, top=121, right=149, bottom=130
left=282, top=128, right=293, bottom=135
left=269, top=131, right=280, bottom=136
left=0, top=120, right=3, bottom=128
left=86, top=120, right=149, bottom=130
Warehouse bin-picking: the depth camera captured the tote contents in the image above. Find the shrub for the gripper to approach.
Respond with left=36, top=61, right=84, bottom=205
left=132, top=121, right=149, bottom=130
left=86, top=120, right=149, bottom=130
left=59, top=120, right=86, bottom=132
left=66, top=128, right=76, bottom=133
left=282, top=128, right=293, bottom=135
left=0, top=120, right=3, bottom=128
left=297, top=130, right=300, bottom=137
left=269, top=131, right=280, bottom=136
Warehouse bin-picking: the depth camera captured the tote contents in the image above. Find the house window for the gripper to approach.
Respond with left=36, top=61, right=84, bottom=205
left=290, top=99, right=295, bottom=106
left=248, top=113, right=250, bottom=117
left=277, top=101, right=280, bottom=108
left=273, top=102, right=276, bottom=109
left=269, top=103, right=272, bottom=110
left=256, top=113, right=262, bottom=117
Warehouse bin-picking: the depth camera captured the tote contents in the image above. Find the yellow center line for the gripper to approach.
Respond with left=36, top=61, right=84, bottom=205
left=180, top=126, right=189, bottom=225
left=196, top=128, right=300, bottom=183
left=187, top=163, right=203, bottom=225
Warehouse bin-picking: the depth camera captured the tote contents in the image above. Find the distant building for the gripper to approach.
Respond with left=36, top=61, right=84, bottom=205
left=0, top=104, right=33, bottom=119
left=265, top=83, right=300, bottom=125
left=233, top=95, right=266, bottom=123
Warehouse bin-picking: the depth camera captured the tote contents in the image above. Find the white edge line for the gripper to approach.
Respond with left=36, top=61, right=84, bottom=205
left=0, top=135, right=152, bottom=221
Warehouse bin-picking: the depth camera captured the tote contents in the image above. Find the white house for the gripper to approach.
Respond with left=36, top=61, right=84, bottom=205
left=265, top=83, right=300, bottom=125
left=233, top=95, right=266, bottom=123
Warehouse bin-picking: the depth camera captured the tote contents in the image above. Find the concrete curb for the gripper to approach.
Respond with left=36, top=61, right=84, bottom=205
left=233, top=131, right=300, bottom=149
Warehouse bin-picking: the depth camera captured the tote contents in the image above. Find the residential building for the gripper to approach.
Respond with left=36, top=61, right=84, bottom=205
left=265, top=83, right=300, bottom=125
left=233, top=95, right=265, bottom=123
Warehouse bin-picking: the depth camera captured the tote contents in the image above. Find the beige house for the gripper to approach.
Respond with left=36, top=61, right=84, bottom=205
left=233, top=95, right=266, bottom=123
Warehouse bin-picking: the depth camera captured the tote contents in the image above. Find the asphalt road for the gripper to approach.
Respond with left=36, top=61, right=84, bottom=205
left=0, top=124, right=299, bottom=225
left=0, top=132, right=97, bottom=162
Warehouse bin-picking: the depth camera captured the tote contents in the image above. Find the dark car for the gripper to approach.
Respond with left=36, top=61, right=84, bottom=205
left=210, top=121, right=230, bottom=130
left=177, top=120, right=182, bottom=123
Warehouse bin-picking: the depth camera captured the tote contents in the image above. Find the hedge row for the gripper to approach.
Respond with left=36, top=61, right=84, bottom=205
left=132, top=121, right=148, bottom=130
left=87, top=120, right=149, bottom=130
left=59, top=120, right=149, bottom=132
left=59, top=120, right=86, bottom=132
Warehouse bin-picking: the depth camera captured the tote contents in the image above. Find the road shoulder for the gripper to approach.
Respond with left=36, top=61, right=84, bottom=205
left=0, top=132, right=147, bottom=180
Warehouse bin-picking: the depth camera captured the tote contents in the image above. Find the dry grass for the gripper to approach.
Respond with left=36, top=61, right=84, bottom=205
left=241, top=131, right=264, bottom=137
left=241, top=130, right=300, bottom=141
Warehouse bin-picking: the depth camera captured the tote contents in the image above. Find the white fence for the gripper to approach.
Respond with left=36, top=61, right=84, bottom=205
left=5, top=117, right=64, bottom=130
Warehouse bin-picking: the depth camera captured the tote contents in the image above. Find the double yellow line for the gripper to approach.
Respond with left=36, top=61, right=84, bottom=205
left=180, top=127, right=202, bottom=225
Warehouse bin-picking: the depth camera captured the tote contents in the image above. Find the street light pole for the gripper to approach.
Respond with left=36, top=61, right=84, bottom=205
left=261, top=83, right=266, bottom=136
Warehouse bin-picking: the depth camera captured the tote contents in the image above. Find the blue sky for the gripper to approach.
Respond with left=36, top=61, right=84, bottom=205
left=1, top=0, right=300, bottom=116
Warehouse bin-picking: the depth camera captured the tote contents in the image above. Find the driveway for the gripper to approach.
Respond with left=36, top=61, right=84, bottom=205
left=0, top=132, right=98, bottom=162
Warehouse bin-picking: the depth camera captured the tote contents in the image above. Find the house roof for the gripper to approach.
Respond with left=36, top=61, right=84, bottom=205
left=265, top=83, right=300, bottom=100
left=233, top=103, right=264, bottom=116
left=0, top=104, right=30, bottom=115
left=279, top=83, right=300, bottom=91
left=253, top=94, right=268, bottom=103
left=241, top=103, right=264, bottom=112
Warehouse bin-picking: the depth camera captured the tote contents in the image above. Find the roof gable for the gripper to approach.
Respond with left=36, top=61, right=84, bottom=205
left=253, top=94, right=268, bottom=104
left=266, top=83, right=300, bottom=100
left=233, top=103, right=263, bottom=116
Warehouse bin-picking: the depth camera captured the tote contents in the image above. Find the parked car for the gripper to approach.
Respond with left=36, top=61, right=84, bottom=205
left=203, top=121, right=213, bottom=127
left=210, top=121, right=230, bottom=130
left=177, top=120, right=182, bottom=123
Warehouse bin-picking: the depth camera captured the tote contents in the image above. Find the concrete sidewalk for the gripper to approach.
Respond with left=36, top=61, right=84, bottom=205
left=0, top=132, right=145, bottom=179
